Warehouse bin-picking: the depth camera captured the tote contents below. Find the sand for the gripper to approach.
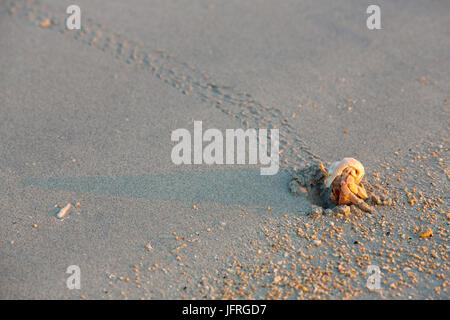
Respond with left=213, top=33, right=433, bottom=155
left=0, top=0, right=448, bottom=299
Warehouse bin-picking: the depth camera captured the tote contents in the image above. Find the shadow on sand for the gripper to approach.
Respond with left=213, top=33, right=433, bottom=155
left=22, top=169, right=308, bottom=214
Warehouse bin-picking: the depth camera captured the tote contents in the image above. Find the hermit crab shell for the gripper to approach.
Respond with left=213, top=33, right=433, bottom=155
left=324, top=157, right=365, bottom=188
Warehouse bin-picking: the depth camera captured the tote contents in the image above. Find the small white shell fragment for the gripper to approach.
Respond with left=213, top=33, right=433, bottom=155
left=57, top=203, right=73, bottom=219
left=324, top=157, right=365, bottom=188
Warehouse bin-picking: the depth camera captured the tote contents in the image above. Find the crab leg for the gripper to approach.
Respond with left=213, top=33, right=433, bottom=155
left=330, top=172, right=372, bottom=212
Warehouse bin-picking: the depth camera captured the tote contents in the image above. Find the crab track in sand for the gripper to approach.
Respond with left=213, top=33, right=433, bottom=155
left=2, top=0, right=322, bottom=172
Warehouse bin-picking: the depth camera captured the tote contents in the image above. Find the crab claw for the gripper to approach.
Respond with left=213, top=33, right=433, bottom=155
left=324, top=158, right=365, bottom=188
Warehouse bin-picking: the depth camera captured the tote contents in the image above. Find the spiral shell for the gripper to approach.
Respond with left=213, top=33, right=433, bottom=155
left=324, top=157, right=365, bottom=188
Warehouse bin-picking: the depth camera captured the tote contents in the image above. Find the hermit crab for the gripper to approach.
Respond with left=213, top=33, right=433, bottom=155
left=324, top=158, right=369, bottom=209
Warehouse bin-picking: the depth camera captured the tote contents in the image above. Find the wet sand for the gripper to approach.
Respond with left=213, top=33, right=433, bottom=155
left=0, top=0, right=448, bottom=299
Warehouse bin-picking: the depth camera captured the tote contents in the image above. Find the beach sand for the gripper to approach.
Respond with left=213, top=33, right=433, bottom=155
left=0, top=0, right=448, bottom=299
